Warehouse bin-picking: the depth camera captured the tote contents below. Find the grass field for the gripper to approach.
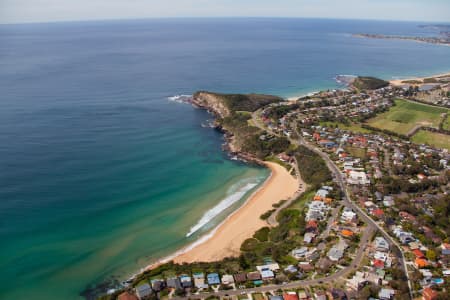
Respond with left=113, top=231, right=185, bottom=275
left=443, top=115, right=450, bottom=131
left=367, top=99, right=448, bottom=135
left=411, top=130, right=450, bottom=150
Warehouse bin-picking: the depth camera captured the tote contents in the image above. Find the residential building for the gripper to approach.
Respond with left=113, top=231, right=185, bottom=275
left=135, top=283, right=152, bottom=300
left=207, top=273, right=221, bottom=285
left=221, top=274, right=234, bottom=285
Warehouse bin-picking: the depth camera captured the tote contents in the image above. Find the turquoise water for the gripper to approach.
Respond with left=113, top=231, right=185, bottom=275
left=1, top=18, right=450, bottom=299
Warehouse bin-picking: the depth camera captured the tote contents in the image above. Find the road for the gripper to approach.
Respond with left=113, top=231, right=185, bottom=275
left=251, top=109, right=412, bottom=299
left=267, top=157, right=306, bottom=226
left=177, top=226, right=375, bottom=300
left=172, top=111, right=385, bottom=299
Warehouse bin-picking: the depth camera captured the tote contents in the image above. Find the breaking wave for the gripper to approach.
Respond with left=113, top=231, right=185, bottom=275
left=167, top=94, right=192, bottom=103
left=186, top=180, right=260, bottom=237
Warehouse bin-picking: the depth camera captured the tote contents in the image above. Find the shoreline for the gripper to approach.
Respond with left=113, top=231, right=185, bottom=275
left=389, top=72, right=450, bottom=85
left=142, top=161, right=299, bottom=270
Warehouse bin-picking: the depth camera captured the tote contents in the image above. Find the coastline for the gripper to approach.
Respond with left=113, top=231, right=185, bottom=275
left=389, top=72, right=450, bottom=85
left=143, top=161, right=299, bottom=270
left=133, top=68, right=449, bottom=280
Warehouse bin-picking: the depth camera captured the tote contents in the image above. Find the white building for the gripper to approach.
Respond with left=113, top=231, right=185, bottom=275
left=347, top=170, right=370, bottom=185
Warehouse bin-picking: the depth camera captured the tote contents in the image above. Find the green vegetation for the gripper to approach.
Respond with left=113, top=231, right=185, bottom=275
left=345, top=146, right=366, bottom=159
left=367, top=99, right=448, bottom=135
left=352, top=76, right=389, bottom=90
left=219, top=111, right=291, bottom=159
left=242, top=134, right=291, bottom=159
left=253, top=227, right=270, bottom=242
left=252, top=293, right=265, bottom=300
left=265, top=155, right=291, bottom=171
left=260, top=209, right=275, bottom=220
left=443, top=114, right=450, bottom=131
left=195, top=91, right=282, bottom=113
left=294, top=145, right=332, bottom=189
left=320, top=121, right=372, bottom=134
left=411, top=130, right=450, bottom=150
left=288, top=188, right=315, bottom=211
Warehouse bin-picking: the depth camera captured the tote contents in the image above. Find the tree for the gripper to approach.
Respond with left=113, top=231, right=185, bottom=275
left=426, top=249, right=437, bottom=261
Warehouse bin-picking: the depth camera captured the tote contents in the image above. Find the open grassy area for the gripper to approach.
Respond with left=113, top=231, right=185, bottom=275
left=288, top=188, right=315, bottom=211
left=367, top=99, right=448, bottom=135
left=345, top=146, right=366, bottom=159
left=443, top=115, right=450, bottom=131
left=411, top=130, right=450, bottom=150
left=320, top=121, right=372, bottom=134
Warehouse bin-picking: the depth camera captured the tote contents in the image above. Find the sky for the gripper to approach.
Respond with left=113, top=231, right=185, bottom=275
left=0, top=0, right=449, bottom=24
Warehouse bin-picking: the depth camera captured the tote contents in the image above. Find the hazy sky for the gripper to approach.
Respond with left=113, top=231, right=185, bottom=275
left=1, top=0, right=450, bottom=24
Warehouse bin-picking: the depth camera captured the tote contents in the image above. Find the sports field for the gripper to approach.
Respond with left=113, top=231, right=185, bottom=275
left=367, top=99, right=448, bottom=135
left=411, top=130, right=450, bottom=150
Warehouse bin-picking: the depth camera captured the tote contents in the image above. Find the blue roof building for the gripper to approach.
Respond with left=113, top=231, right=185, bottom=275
left=260, top=269, right=275, bottom=280
left=207, top=273, right=221, bottom=285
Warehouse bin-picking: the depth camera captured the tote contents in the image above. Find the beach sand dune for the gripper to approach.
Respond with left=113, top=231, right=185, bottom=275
left=172, top=162, right=299, bottom=263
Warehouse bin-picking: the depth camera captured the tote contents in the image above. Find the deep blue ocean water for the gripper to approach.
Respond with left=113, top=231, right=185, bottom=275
left=1, top=18, right=449, bottom=299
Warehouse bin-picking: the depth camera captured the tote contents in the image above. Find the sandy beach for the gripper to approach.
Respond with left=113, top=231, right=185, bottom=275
left=168, top=161, right=300, bottom=263
left=389, top=72, right=450, bottom=85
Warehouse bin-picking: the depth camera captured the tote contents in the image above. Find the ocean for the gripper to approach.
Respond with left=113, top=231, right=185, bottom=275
left=0, top=18, right=449, bottom=299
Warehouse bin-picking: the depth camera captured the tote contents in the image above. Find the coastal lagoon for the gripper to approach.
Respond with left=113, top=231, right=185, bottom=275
left=1, top=18, right=450, bottom=299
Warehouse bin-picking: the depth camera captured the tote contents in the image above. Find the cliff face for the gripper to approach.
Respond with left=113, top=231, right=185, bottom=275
left=190, top=91, right=284, bottom=164
left=192, top=92, right=231, bottom=118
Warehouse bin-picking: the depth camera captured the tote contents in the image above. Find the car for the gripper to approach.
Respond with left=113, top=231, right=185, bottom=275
left=318, top=280, right=323, bottom=284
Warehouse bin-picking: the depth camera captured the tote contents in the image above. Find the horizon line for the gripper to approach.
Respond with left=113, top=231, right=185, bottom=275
left=1, top=15, right=450, bottom=26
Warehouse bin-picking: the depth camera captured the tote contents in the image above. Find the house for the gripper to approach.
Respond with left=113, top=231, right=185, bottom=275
left=341, top=208, right=357, bottom=223
left=179, top=274, right=192, bottom=288
left=298, top=262, right=314, bottom=272
left=260, top=268, right=275, bottom=280
left=378, top=288, right=395, bottom=300
left=135, top=283, right=152, bottom=300
left=283, top=292, right=299, bottom=300
left=314, top=291, right=327, bottom=300
left=331, top=288, right=347, bottom=300
left=118, top=292, right=138, bottom=300
left=298, top=291, right=308, bottom=300
left=291, top=247, right=308, bottom=259
left=372, top=208, right=384, bottom=218
left=166, top=277, right=182, bottom=290
left=150, top=279, right=165, bottom=292
left=383, top=196, right=395, bottom=207
left=284, top=265, right=298, bottom=273
left=328, top=240, right=348, bottom=261
left=415, top=258, right=428, bottom=269
left=306, top=220, right=319, bottom=232
left=375, top=237, right=390, bottom=252
left=193, top=273, right=208, bottom=289
left=221, top=274, right=234, bottom=285
left=348, top=170, right=370, bottom=185
left=304, top=232, right=316, bottom=244
left=413, top=249, right=425, bottom=259
left=373, top=259, right=385, bottom=269
left=207, top=273, right=221, bottom=285
left=247, top=271, right=262, bottom=281
left=256, top=263, right=280, bottom=272
left=422, top=287, right=438, bottom=300
left=233, top=273, right=247, bottom=284
left=374, top=251, right=388, bottom=262
left=441, top=243, right=450, bottom=255
left=341, top=229, right=354, bottom=238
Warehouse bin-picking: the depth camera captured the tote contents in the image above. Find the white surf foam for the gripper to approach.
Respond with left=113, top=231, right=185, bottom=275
left=185, top=181, right=259, bottom=237
left=167, top=94, right=192, bottom=103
